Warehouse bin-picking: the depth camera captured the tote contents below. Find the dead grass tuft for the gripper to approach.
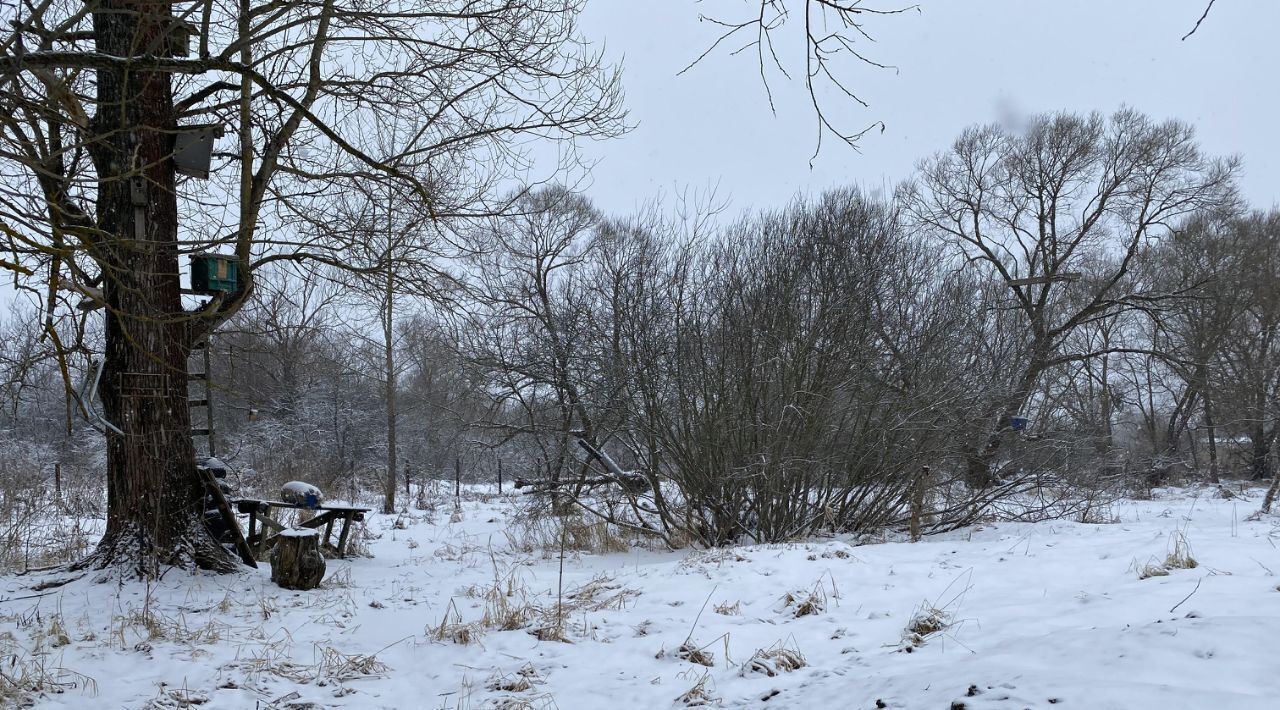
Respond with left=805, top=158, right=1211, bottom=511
left=675, top=671, right=721, bottom=706
left=674, top=641, right=715, bottom=667
left=1136, top=561, right=1170, bottom=580
left=528, top=625, right=569, bottom=643
left=713, top=601, right=741, bottom=616
left=0, top=633, right=98, bottom=703
left=902, top=603, right=951, bottom=648
left=486, top=664, right=541, bottom=694
left=316, top=646, right=391, bottom=683
left=741, top=642, right=807, bottom=677
left=430, top=599, right=483, bottom=646
left=777, top=585, right=826, bottom=618
left=222, top=643, right=389, bottom=687
left=1164, top=532, right=1197, bottom=571
left=1135, top=532, right=1198, bottom=580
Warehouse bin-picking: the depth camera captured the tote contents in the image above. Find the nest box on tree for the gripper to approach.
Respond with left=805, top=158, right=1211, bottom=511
left=190, top=254, right=239, bottom=293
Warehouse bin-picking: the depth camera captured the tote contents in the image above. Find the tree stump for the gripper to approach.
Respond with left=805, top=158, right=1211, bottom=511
left=270, top=529, right=326, bottom=590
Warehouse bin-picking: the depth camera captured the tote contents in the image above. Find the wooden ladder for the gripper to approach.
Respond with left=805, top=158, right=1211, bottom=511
left=189, top=338, right=214, bottom=452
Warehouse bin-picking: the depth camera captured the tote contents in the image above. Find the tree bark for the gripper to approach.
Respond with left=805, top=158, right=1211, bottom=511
left=382, top=262, right=397, bottom=514
left=81, top=2, right=235, bottom=575
left=1204, top=399, right=1220, bottom=484
left=1249, top=426, right=1271, bottom=481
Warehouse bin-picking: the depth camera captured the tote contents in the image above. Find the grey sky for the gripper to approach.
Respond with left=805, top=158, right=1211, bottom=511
left=576, top=0, right=1278, bottom=217
left=3, top=2, right=1274, bottom=312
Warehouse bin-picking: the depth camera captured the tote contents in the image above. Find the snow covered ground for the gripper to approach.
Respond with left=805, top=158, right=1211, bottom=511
left=2, top=485, right=1277, bottom=709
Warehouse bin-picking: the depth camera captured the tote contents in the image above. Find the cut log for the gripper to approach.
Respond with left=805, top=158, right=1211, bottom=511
left=269, top=529, right=326, bottom=590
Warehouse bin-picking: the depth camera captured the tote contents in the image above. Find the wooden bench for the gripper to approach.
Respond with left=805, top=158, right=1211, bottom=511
left=233, top=499, right=371, bottom=560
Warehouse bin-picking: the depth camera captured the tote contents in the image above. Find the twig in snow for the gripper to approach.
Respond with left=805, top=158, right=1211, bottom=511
left=683, top=584, right=718, bottom=646
left=1169, top=577, right=1203, bottom=614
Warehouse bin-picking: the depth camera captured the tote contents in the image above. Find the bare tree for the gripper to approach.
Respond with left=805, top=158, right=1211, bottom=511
left=0, top=0, right=623, bottom=574
left=900, top=109, right=1238, bottom=487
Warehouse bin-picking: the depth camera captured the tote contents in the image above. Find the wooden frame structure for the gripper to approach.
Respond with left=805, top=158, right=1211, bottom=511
left=234, top=499, right=371, bottom=559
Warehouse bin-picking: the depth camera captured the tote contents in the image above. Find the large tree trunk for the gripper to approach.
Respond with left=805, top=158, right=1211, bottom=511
left=81, top=2, right=235, bottom=575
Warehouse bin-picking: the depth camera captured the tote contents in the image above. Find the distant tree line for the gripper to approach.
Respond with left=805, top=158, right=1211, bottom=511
left=2, top=108, right=1277, bottom=545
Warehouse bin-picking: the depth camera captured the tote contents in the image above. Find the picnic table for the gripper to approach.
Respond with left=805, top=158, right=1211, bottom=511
left=233, top=499, right=371, bottom=560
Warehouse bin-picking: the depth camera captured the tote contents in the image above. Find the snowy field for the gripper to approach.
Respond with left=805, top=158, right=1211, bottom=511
left=2, top=486, right=1278, bottom=709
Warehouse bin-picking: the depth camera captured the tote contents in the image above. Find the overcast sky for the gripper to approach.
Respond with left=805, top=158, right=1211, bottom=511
left=574, top=0, right=1279, bottom=217
left=3, top=2, right=1275, bottom=311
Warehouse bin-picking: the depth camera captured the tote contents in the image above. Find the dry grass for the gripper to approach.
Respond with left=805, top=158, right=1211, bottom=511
left=777, top=584, right=826, bottom=618
left=676, top=549, right=747, bottom=576
left=221, top=643, right=389, bottom=687
left=107, top=586, right=232, bottom=650
left=480, top=580, right=536, bottom=632
left=528, top=625, right=569, bottom=643
left=1135, top=531, right=1198, bottom=580
left=1136, top=561, right=1171, bottom=580
left=675, top=671, right=720, bottom=707
left=0, top=511, right=100, bottom=572
left=673, top=641, right=715, bottom=667
left=484, top=693, right=559, bottom=710
left=902, top=603, right=951, bottom=648
left=486, top=663, right=541, bottom=694
left=741, top=642, right=806, bottom=677
left=559, top=574, right=634, bottom=613
left=712, top=601, right=741, bottom=616
left=1164, top=532, right=1198, bottom=570
left=430, top=599, right=483, bottom=646
left=0, top=629, right=98, bottom=703
left=315, top=646, right=391, bottom=683
left=507, top=511, right=637, bottom=556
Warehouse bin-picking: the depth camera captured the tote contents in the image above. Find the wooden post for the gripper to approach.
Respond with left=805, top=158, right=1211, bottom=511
left=497, top=460, right=503, bottom=494
left=454, top=457, right=461, bottom=501
left=336, top=512, right=354, bottom=557
left=53, top=463, right=61, bottom=500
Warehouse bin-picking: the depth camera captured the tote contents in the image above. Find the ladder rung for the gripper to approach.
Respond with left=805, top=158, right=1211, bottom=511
left=191, top=428, right=211, bottom=436
left=188, top=372, right=208, bottom=380
left=188, top=399, right=209, bottom=407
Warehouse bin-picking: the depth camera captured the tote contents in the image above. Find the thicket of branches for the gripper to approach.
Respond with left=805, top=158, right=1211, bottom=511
left=3, top=108, right=1278, bottom=549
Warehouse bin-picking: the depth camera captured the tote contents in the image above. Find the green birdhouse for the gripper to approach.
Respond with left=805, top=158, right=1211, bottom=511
left=190, top=254, right=238, bottom=293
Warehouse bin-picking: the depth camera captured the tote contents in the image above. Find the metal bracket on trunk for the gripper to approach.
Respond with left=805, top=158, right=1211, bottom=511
left=77, top=358, right=124, bottom=436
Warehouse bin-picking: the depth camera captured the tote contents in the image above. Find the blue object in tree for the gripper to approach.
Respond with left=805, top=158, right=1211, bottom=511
left=1009, top=416, right=1028, bottom=432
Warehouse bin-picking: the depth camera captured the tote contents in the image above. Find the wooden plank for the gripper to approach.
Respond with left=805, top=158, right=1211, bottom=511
left=256, top=511, right=287, bottom=558
left=335, top=512, right=354, bottom=558
left=322, top=517, right=335, bottom=547
left=198, top=468, right=257, bottom=568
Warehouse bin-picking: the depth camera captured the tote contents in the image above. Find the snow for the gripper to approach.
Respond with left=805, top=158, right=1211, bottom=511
left=279, top=528, right=320, bottom=538
left=2, top=486, right=1278, bottom=709
left=280, top=481, right=323, bottom=506
left=198, top=457, right=228, bottom=472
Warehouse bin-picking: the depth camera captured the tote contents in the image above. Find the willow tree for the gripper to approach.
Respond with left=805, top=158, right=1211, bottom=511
left=0, top=0, right=623, bottom=575
left=901, top=109, right=1238, bottom=488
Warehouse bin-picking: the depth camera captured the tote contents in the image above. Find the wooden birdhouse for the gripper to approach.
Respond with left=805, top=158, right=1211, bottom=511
left=190, top=254, right=238, bottom=293
left=174, top=125, right=224, bottom=179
